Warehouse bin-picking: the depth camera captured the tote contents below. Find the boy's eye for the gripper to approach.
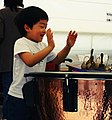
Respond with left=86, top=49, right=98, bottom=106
left=40, top=25, right=45, bottom=29
left=40, top=26, right=44, bottom=28
left=39, top=24, right=47, bottom=29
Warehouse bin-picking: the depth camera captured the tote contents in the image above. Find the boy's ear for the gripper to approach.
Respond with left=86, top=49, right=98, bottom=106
left=24, top=24, right=31, bottom=32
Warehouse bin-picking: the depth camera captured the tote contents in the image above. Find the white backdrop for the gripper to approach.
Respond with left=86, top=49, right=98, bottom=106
left=1, top=0, right=112, bottom=33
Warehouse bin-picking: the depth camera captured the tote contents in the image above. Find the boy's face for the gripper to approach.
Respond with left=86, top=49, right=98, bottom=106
left=25, top=20, right=48, bottom=42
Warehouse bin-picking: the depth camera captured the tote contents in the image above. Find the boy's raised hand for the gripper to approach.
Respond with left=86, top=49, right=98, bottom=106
left=46, top=28, right=55, bottom=49
left=66, top=30, right=78, bottom=48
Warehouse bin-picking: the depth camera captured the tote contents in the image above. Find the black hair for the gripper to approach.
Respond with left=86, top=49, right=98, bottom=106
left=4, top=0, right=24, bottom=11
left=14, top=6, right=49, bottom=37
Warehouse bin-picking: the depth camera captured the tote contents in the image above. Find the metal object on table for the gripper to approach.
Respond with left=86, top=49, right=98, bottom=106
left=24, top=72, right=79, bottom=112
left=24, top=71, right=112, bottom=120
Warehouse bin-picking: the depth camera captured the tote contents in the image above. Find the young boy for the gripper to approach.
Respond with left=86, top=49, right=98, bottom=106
left=7, top=6, right=78, bottom=120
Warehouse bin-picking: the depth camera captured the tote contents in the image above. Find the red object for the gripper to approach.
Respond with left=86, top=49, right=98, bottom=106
left=46, top=62, right=59, bottom=71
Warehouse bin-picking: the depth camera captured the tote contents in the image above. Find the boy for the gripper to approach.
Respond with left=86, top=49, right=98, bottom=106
left=7, top=6, right=78, bottom=120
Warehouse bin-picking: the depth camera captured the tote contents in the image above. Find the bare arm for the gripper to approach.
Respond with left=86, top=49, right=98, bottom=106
left=52, top=30, right=78, bottom=64
left=19, top=28, right=55, bottom=67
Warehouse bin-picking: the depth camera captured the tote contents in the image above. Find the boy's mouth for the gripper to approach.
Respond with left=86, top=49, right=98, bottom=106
left=40, top=34, right=45, bottom=38
left=40, top=34, right=44, bottom=39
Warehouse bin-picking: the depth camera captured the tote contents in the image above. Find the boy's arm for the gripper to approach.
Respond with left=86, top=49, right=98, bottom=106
left=19, top=29, right=55, bottom=67
left=52, top=30, right=78, bottom=64
left=19, top=45, right=54, bottom=67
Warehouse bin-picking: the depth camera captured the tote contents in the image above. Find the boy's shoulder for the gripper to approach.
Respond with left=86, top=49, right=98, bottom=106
left=15, top=37, right=26, bottom=44
left=15, top=37, right=46, bottom=45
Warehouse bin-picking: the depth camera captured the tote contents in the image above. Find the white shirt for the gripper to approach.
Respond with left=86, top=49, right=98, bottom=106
left=8, top=37, right=56, bottom=98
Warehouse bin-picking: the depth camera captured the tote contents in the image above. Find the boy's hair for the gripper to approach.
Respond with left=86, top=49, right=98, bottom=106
left=14, top=6, right=49, bottom=37
left=4, top=0, right=24, bottom=11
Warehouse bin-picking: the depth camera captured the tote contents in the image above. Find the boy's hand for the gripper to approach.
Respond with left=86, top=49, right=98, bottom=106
left=46, top=28, right=55, bottom=49
left=67, top=30, right=78, bottom=48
